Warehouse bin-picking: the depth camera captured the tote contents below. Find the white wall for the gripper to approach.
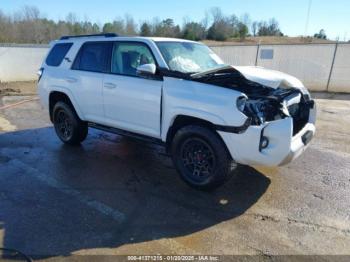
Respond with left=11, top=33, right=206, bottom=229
left=0, top=43, right=349, bottom=93
left=256, top=44, right=335, bottom=91
left=0, top=45, right=48, bottom=82
left=210, top=45, right=257, bottom=66
left=211, top=43, right=350, bottom=93
left=328, top=44, right=350, bottom=93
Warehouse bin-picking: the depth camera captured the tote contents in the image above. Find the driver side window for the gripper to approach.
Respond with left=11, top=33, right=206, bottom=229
left=111, top=42, right=156, bottom=77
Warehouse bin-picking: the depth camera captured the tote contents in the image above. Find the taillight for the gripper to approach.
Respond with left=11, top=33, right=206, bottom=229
left=37, top=68, right=44, bottom=82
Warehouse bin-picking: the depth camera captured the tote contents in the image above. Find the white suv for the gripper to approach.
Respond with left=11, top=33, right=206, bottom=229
left=38, top=34, right=316, bottom=190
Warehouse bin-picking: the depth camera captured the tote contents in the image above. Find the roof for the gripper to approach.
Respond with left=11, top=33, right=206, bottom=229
left=147, top=37, right=197, bottom=43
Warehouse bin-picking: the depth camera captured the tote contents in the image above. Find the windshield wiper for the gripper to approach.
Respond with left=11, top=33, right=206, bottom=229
left=158, top=68, right=193, bottom=79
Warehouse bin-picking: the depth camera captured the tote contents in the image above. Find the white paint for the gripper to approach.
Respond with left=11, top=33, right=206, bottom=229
left=234, top=66, right=307, bottom=92
left=160, top=76, right=248, bottom=141
left=219, top=113, right=316, bottom=166
left=103, top=73, right=163, bottom=138
left=10, top=159, right=126, bottom=223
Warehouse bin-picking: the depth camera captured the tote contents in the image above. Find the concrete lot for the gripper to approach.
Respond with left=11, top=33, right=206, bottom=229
left=0, top=93, right=350, bottom=259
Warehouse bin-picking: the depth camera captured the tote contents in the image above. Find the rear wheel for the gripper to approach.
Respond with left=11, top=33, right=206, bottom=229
left=171, top=125, right=237, bottom=190
left=53, top=102, right=88, bottom=145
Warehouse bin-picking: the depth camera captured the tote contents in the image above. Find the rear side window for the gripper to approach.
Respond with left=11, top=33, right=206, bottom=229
left=72, top=42, right=113, bottom=73
left=46, top=43, right=73, bottom=66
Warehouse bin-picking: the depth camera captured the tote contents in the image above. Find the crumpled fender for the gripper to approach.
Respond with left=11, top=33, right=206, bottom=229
left=233, top=66, right=309, bottom=94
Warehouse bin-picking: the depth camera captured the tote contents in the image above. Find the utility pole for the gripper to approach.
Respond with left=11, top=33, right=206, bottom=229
left=304, top=0, right=312, bottom=36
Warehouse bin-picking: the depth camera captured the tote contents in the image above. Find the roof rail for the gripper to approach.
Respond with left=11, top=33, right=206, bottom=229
left=60, top=33, right=118, bottom=40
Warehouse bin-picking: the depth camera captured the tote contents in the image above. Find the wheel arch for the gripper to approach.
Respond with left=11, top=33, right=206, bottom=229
left=49, top=91, right=83, bottom=122
left=165, top=115, right=230, bottom=156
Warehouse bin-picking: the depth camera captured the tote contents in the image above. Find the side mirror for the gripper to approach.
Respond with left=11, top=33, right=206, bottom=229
left=137, top=64, right=156, bottom=76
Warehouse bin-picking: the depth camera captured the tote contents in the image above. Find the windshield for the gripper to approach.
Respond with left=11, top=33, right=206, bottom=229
left=156, top=41, right=226, bottom=74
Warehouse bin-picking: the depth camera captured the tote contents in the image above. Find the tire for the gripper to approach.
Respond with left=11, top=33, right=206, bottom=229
left=52, top=101, right=88, bottom=145
left=171, top=125, right=238, bottom=190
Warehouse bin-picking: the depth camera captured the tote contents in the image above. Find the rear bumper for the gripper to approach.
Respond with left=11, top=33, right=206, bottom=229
left=37, top=80, right=49, bottom=109
left=219, top=105, right=316, bottom=166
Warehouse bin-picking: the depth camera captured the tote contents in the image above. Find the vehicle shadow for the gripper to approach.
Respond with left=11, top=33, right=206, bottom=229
left=0, top=127, right=270, bottom=258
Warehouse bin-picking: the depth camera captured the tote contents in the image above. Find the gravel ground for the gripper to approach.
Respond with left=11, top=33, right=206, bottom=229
left=0, top=81, right=37, bottom=96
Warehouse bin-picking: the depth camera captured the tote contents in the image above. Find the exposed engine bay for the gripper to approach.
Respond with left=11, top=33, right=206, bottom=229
left=167, top=65, right=315, bottom=135
left=240, top=88, right=314, bottom=135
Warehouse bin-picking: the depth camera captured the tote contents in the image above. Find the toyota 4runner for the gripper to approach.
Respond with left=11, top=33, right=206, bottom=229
left=38, top=33, right=316, bottom=190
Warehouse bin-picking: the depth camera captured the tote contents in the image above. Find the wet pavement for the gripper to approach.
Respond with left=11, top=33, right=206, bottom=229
left=0, top=94, right=350, bottom=258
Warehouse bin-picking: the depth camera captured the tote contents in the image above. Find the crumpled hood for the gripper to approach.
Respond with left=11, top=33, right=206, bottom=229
left=233, top=66, right=307, bottom=93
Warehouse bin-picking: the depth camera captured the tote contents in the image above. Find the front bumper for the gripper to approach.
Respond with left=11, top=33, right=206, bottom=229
left=219, top=104, right=316, bottom=166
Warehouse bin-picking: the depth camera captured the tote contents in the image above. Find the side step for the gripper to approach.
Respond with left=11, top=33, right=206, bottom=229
left=88, top=122, right=165, bottom=145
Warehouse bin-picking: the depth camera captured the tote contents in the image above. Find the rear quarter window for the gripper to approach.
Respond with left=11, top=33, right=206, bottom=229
left=46, top=43, right=73, bottom=67
left=72, top=42, right=113, bottom=73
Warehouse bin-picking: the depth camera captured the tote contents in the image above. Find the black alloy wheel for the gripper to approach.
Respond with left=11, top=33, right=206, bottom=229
left=180, top=137, right=217, bottom=183
left=55, top=109, right=73, bottom=141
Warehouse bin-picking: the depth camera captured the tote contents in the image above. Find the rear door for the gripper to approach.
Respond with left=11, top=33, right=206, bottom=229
left=102, top=41, right=163, bottom=138
left=69, top=41, right=113, bottom=123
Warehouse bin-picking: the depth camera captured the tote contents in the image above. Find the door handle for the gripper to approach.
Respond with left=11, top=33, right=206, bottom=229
left=65, top=77, right=77, bottom=83
left=104, top=82, right=117, bottom=89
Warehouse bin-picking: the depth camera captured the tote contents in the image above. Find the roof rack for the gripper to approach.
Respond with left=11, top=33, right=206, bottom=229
left=60, top=33, right=118, bottom=40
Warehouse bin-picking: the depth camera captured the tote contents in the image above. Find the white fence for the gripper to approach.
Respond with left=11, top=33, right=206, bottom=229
left=0, top=43, right=349, bottom=93
left=0, top=45, right=49, bottom=82
left=212, top=43, right=350, bottom=92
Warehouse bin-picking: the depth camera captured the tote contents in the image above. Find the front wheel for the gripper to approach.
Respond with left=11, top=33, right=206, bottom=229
left=171, top=125, right=238, bottom=190
left=53, top=102, right=88, bottom=145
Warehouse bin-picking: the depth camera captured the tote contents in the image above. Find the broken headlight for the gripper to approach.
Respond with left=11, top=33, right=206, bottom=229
left=236, top=96, right=247, bottom=112
left=240, top=99, right=284, bottom=125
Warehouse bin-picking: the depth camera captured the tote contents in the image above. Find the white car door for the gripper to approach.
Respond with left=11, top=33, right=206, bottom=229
left=103, top=41, right=163, bottom=138
left=68, top=41, right=113, bottom=123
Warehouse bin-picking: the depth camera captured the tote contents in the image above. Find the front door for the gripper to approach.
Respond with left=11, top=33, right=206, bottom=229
left=103, top=41, right=163, bottom=138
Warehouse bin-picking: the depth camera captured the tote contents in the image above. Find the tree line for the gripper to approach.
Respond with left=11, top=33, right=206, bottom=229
left=0, top=6, right=285, bottom=44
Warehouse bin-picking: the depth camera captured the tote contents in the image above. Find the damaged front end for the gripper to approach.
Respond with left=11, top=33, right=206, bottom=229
left=191, top=66, right=315, bottom=136
left=190, top=65, right=316, bottom=166
left=238, top=88, right=315, bottom=136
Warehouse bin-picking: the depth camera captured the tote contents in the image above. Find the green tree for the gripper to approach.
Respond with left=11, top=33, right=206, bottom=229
left=237, top=22, right=248, bottom=40
left=207, top=19, right=233, bottom=41
left=102, top=19, right=124, bottom=34
left=154, top=18, right=181, bottom=38
left=140, top=22, right=152, bottom=36
left=102, top=22, right=114, bottom=33
left=182, top=22, right=206, bottom=41
left=314, top=29, right=327, bottom=39
left=0, top=5, right=286, bottom=44
left=257, top=18, right=283, bottom=36
left=207, top=7, right=234, bottom=41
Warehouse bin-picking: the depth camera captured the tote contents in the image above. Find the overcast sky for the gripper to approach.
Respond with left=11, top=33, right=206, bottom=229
left=1, top=0, right=349, bottom=40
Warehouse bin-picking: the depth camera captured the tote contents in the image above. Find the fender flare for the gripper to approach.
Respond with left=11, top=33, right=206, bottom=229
left=162, top=107, right=229, bottom=141
left=49, top=87, right=85, bottom=121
